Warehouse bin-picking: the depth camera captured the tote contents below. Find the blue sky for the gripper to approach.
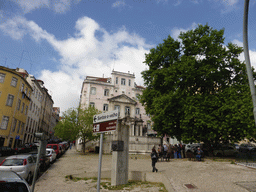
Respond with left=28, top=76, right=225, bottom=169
left=0, top=0, right=256, bottom=113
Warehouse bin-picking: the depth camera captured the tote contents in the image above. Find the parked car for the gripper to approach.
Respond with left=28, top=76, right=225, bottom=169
left=58, top=144, right=66, bottom=155
left=185, top=143, right=203, bottom=154
left=239, top=143, right=256, bottom=153
left=0, top=154, right=37, bottom=183
left=213, top=145, right=238, bottom=157
left=14, top=145, right=31, bottom=154
left=46, top=148, right=57, bottom=163
left=0, top=146, right=17, bottom=157
left=29, top=151, right=50, bottom=171
left=0, top=170, right=31, bottom=192
left=46, top=144, right=61, bottom=158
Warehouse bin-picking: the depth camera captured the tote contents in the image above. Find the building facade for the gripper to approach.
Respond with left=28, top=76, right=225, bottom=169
left=0, top=66, right=59, bottom=147
left=79, top=70, right=158, bottom=153
left=0, top=66, right=32, bottom=147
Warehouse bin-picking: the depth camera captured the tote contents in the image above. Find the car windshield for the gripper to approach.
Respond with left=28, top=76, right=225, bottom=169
left=52, top=146, right=57, bottom=150
left=0, top=182, right=29, bottom=192
left=2, top=159, right=24, bottom=166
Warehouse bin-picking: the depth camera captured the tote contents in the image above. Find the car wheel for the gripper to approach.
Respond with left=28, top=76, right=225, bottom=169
left=27, top=172, right=32, bottom=184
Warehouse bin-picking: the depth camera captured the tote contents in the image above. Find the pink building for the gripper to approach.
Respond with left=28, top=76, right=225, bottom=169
left=80, top=70, right=154, bottom=137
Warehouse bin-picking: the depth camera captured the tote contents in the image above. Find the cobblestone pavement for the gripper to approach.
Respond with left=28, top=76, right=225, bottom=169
left=34, top=147, right=256, bottom=192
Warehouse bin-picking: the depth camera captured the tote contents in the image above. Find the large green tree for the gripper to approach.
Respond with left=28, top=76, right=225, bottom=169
left=141, top=24, right=256, bottom=145
left=54, top=106, right=100, bottom=154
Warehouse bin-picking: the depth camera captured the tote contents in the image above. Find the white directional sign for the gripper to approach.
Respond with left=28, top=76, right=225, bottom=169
left=93, top=109, right=119, bottom=124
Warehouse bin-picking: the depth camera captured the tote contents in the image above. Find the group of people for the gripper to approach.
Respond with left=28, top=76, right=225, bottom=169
left=157, top=143, right=185, bottom=160
left=150, top=143, right=204, bottom=172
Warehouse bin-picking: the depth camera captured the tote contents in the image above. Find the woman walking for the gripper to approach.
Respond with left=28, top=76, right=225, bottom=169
left=151, top=148, right=158, bottom=172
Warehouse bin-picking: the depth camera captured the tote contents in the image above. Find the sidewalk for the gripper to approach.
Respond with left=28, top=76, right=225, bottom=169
left=35, top=148, right=256, bottom=192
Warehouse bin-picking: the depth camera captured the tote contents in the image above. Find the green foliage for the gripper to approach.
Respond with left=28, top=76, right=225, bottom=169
left=54, top=106, right=101, bottom=153
left=141, top=24, right=256, bottom=144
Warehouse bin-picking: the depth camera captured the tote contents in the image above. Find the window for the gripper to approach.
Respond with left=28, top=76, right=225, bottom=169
left=103, top=104, right=108, bottom=111
left=21, top=83, right=24, bottom=92
left=136, top=93, right=140, bottom=100
left=6, top=94, right=14, bottom=106
left=90, top=87, right=96, bottom=95
left=135, top=108, right=140, bottom=115
left=0, top=73, right=6, bottom=83
left=116, top=77, right=118, bottom=84
left=25, top=106, right=28, bottom=115
left=90, top=102, right=95, bottom=107
left=11, top=77, right=18, bottom=87
left=121, top=78, right=126, bottom=85
left=17, top=121, right=21, bottom=133
left=29, top=101, right=32, bottom=110
left=25, top=87, right=28, bottom=95
left=125, top=106, right=130, bottom=115
left=12, top=118, right=17, bottom=132
left=104, top=89, right=109, bottom=96
left=1, top=116, right=9, bottom=130
left=114, top=105, right=120, bottom=115
left=21, top=122, right=25, bottom=134
left=114, top=105, right=120, bottom=111
left=129, top=79, right=131, bottom=86
left=29, top=91, right=31, bottom=97
left=17, top=99, right=21, bottom=110
left=21, top=103, right=25, bottom=113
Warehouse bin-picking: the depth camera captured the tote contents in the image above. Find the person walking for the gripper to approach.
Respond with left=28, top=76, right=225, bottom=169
left=151, top=148, right=158, bottom=172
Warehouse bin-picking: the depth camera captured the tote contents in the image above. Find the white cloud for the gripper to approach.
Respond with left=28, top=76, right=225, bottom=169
left=209, top=0, right=239, bottom=13
left=11, top=0, right=79, bottom=14
left=171, top=22, right=198, bottom=40
left=232, top=39, right=256, bottom=70
left=112, top=0, right=126, bottom=8
left=0, top=16, right=151, bottom=113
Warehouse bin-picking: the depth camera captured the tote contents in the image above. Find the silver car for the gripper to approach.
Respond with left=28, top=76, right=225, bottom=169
left=0, top=170, right=31, bottom=192
left=0, top=154, right=37, bottom=183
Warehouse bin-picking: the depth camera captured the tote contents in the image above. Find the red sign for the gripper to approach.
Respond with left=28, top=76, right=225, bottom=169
left=93, top=120, right=117, bottom=133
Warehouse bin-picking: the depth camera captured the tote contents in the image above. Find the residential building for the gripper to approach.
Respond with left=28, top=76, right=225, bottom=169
left=16, top=68, right=44, bottom=144
left=0, top=66, right=32, bottom=147
left=37, top=80, right=54, bottom=137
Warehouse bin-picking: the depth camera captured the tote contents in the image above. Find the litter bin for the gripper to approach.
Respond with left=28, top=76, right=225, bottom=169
left=95, top=146, right=99, bottom=153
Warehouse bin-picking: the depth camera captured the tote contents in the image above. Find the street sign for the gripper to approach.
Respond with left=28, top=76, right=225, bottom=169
left=93, top=119, right=117, bottom=133
left=93, top=109, right=118, bottom=124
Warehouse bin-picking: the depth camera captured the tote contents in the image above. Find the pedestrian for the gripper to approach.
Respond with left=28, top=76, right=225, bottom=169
left=151, top=148, right=158, bottom=172
left=196, top=147, right=203, bottom=161
left=70, top=142, right=72, bottom=149
left=173, top=144, right=178, bottom=159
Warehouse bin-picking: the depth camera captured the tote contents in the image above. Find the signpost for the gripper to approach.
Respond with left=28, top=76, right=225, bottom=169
left=93, top=109, right=118, bottom=192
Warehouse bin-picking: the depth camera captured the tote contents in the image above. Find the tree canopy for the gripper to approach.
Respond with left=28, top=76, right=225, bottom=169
left=140, top=24, right=256, bottom=145
left=54, top=106, right=100, bottom=153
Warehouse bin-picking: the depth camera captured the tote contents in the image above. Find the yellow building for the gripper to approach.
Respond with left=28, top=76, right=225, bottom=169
left=0, top=66, right=32, bottom=148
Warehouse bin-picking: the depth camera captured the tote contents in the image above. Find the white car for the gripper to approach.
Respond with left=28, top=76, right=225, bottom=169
left=0, top=154, right=37, bottom=183
left=0, top=170, right=31, bottom=192
left=46, top=148, right=57, bottom=163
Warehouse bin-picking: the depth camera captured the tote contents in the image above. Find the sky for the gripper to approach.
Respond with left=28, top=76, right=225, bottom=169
left=0, top=0, right=256, bottom=114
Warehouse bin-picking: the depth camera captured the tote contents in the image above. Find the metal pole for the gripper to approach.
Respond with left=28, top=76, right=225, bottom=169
left=31, top=140, right=43, bottom=192
left=97, top=133, right=104, bottom=192
left=243, top=0, right=256, bottom=125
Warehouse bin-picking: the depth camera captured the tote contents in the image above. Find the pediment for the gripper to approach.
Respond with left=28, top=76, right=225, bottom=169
left=108, top=94, right=137, bottom=105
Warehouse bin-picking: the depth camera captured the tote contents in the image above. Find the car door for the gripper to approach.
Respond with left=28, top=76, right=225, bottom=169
left=27, top=156, right=36, bottom=174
